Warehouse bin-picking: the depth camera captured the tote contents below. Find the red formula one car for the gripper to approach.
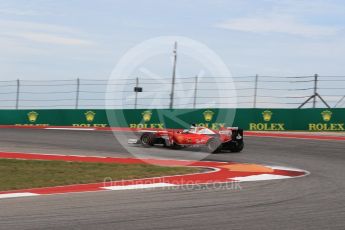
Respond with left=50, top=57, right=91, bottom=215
left=129, top=125, right=244, bottom=153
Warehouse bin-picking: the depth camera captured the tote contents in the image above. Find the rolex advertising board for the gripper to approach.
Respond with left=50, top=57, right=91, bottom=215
left=239, top=109, right=293, bottom=131
left=299, top=109, right=345, bottom=131
left=0, top=110, right=109, bottom=127
left=308, top=110, right=344, bottom=131
left=247, top=110, right=287, bottom=131
left=122, top=109, right=235, bottom=130
left=127, top=110, right=165, bottom=129
left=72, top=110, right=108, bottom=128
left=0, top=109, right=344, bottom=131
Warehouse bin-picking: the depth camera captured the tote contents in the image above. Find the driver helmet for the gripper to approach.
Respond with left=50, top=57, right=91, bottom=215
left=189, top=123, right=197, bottom=133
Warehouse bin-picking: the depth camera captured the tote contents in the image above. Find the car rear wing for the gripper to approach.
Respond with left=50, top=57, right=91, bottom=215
left=218, top=127, right=243, bottom=140
left=231, top=128, right=243, bottom=141
left=218, top=127, right=239, bottom=133
left=224, top=127, right=239, bottom=130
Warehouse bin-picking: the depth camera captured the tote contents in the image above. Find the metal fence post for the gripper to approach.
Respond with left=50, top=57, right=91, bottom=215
left=134, top=77, right=139, bottom=109
left=312, top=74, right=318, bottom=108
left=75, top=78, right=80, bottom=109
left=193, top=75, right=198, bottom=109
left=169, top=41, right=178, bottom=109
left=15, top=79, right=20, bottom=109
left=298, top=73, right=330, bottom=109
left=253, top=74, right=259, bottom=108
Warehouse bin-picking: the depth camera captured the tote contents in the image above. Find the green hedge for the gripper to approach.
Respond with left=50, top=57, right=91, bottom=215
left=0, top=108, right=344, bottom=131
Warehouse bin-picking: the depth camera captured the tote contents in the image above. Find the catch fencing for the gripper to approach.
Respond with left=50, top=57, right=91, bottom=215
left=0, top=75, right=345, bottom=109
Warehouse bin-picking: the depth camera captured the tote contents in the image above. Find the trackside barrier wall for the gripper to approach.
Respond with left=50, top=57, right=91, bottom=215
left=0, top=109, right=344, bottom=131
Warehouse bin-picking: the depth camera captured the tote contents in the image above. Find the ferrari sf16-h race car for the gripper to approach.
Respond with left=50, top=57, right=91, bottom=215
left=129, top=125, right=244, bottom=153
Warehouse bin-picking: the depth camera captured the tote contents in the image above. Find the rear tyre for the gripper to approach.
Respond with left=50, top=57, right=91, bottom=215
left=140, top=133, right=155, bottom=147
left=230, top=141, right=244, bottom=153
left=206, top=138, right=222, bottom=153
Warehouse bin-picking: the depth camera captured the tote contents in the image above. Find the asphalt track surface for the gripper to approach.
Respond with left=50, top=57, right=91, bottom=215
left=0, top=128, right=344, bottom=230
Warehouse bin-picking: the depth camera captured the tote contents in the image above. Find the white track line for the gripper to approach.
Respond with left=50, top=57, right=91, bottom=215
left=102, top=183, right=175, bottom=190
left=267, top=165, right=306, bottom=172
left=0, top=192, right=40, bottom=199
left=232, top=174, right=292, bottom=182
left=45, top=128, right=96, bottom=131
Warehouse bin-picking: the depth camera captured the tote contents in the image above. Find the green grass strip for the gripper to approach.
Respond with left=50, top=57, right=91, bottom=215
left=0, top=159, right=200, bottom=191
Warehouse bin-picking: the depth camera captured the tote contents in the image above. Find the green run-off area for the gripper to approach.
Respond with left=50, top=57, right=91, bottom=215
left=0, top=159, right=200, bottom=191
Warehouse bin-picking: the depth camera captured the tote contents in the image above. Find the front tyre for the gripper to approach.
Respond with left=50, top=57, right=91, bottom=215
left=171, top=143, right=183, bottom=150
